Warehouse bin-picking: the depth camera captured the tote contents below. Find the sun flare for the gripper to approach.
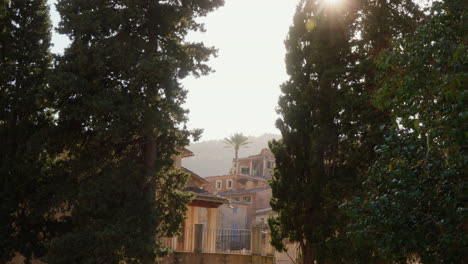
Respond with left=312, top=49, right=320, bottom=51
left=325, top=0, right=343, bottom=6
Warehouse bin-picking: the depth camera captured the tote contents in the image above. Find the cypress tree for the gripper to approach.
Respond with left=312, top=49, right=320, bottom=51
left=0, top=0, right=56, bottom=262
left=47, top=0, right=223, bottom=263
left=269, top=1, right=356, bottom=263
left=269, top=0, right=422, bottom=263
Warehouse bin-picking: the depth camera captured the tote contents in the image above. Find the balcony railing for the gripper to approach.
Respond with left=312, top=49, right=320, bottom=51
left=161, top=226, right=274, bottom=256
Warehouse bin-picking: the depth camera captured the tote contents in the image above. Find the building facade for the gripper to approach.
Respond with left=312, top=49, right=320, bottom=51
left=230, top=148, right=275, bottom=179
left=204, top=173, right=272, bottom=228
left=170, top=149, right=227, bottom=252
left=204, top=174, right=268, bottom=194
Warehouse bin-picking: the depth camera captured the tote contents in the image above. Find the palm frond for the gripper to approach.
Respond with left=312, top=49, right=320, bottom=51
left=223, top=133, right=251, bottom=148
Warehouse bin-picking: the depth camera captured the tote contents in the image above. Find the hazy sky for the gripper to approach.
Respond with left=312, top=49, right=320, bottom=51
left=48, top=0, right=298, bottom=141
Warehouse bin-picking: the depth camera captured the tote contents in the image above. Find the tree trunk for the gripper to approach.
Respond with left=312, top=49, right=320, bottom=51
left=143, top=139, right=157, bottom=200
left=302, top=243, right=315, bottom=264
left=142, top=1, right=160, bottom=263
left=142, top=138, right=157, bottom=264
left=233, top=146, right=239, bottom=174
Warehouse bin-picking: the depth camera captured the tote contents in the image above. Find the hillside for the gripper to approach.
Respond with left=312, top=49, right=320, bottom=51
left=182, top=133, right=281, bottom=177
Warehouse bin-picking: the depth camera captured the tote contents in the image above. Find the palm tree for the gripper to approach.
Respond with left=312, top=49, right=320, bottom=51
left=223, top=133, right=251, bottom=160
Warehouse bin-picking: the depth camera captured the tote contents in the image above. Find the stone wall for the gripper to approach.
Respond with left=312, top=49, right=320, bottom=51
left=219, top=203, right=249, bottom=229
left=248, top=189, right=272, bottom=226
left=159, top=252, right=275, bottom=264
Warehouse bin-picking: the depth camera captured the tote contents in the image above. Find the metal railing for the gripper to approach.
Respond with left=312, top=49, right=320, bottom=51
left=215, top=228, right=251, bottom=254
left=161, top=226, right=274, bottom=256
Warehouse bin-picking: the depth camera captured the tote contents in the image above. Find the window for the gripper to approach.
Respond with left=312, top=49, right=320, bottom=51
left=241, top=167, right=250, bottom=175
left=216, top=180, right=222, bottom=190
left=226, top=179, right=233, bottom=189
left=267, top=161, right=273, bottom=169
left=243, top=196, right=251, bottom=203
left=233, top=206, right=238, bottom=214
left=233, top=197, right=240, bottom=201
left=260, top=217, right=265, bottom=223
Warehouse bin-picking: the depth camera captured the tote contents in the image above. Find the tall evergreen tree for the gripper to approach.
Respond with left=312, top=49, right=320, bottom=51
left=47, top=0, right=223, bottom=263
left=0, top=0, right=56, bottom=262
left=269, top=0, right=422, bottom=263
left=346, top=0, right=467, bottom=262
left=269, top=1, right=356, bottom=263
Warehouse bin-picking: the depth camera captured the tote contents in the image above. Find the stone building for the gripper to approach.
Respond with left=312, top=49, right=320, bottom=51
left=230, top=148, right=275, bottom=179
left=170, top=150, right=227, bottom=252
left=218, top=186, right=272, bottom=227
left=204, top=174, right=268, bottom=194
left=255, top=207, right=275, bottom=227
left=197, top=199, right=249, bottom=230
left=204, top=173, right=272, bottom=228
left=203, top=148, right=276, bottom=228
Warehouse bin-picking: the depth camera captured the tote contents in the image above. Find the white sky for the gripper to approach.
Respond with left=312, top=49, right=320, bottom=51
left=48, top=0, right=298, bottom=141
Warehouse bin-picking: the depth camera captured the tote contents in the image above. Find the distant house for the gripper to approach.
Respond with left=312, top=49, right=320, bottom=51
left=163, top=150, right=275, bottom=261
left=203, top=148, right=276, bottom=228
left=218, top=186, right=272, bottom=227
left=217, top=199, right=249, bottom=230
left=230, top=148, right=275, bottom=179
left=204, top=174, right=268, bottom=194
left=169, top=149, right=227, bottom=252
left=255, top=207, right=275, bottom=227
left=196, top=148, right=299, bottom=264
left=204, top=173, right=272, bottom=228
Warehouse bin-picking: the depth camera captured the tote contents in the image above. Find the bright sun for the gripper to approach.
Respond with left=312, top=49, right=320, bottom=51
left=326, top=0, right=343, bottom=6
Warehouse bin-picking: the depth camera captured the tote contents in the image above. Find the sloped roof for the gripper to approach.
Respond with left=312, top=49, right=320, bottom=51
left=226, top=198, right=249, bottom=206
left=237, top=178, right=259, bottom=184
left=237, top=148, right=272, bottom=161
left=204, top=174, right=267, bottom=182
left=256, top=207, right=273, bottom=215
left=185, top=186, right=227, bottom=204
left=218, top=186, right=271, bottom=196
left=177, top=147, right=194, bottom=158
left=182, top=167, right=209, bottom=184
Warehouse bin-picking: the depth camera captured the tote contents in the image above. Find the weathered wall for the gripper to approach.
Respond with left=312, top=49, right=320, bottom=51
left=247, top=189, right=272, bottom=226
left=274, top=243, right=299, bottom=264
left=255, top=211, right=277, bottom=225
left=235, top=149, right=275, bottom=178
left=219, top=203, right=248, bottom=229
left=159, top=252, right=275, bottom=264
left=204, top=174, right=267, bottom=194
left=255, top=189, right=272, bottom=210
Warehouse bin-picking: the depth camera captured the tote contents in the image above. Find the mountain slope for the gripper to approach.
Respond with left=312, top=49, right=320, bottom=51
left=182, top=133, right=281, bottom=177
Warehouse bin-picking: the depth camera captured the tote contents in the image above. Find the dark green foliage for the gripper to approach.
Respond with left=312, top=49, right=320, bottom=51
left=45, top=167, right=193, bottom=264
left=0, top=0, right=57, bottom=261
left=346, top=0, right=467, bottom=262
left=46, top=0, right=223, bottom=263
left=269, top=0, right=358, bottom=262
left=269, top=0, right=422, bottom=263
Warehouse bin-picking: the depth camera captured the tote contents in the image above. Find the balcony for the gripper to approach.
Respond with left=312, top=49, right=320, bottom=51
left=159, top=226, right=275, bottom=264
